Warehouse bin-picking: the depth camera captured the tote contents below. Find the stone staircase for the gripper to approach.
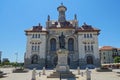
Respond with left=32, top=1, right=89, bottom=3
left=47, top=71, right=76, bottom=78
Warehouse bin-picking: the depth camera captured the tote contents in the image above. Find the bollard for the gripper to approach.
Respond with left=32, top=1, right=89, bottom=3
left=42, top=67, right=45, bottom=75
left=53, top=68, right=56, bottom=72
left=77, top=67, right=80, bottom=75
left=81, top=72, right=83, bottom=77
left=39, top=72, right=41, bottom=77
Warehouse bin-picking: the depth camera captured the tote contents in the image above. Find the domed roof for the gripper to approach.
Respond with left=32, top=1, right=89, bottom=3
left=57, top=3, right=67, bottom=11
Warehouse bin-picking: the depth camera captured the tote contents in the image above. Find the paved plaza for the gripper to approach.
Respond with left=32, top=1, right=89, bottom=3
left=0, top=68, right=120, bottom=80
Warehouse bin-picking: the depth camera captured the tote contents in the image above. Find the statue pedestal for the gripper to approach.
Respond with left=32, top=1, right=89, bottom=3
left=47, top=49, right=75, bottom=78
left=56, top=49, right=69, bottom=72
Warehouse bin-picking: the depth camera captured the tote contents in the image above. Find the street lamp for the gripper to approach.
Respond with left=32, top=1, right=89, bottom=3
left=0, top=51, right=2, bottom=64
left=14, top=53, right=18, bottom=68
left=15, top=53, right=18, bottom=63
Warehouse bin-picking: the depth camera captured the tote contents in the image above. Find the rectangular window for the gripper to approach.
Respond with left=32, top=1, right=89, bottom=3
left=32, top=34, right=34, bottom=38
left=103, top=52, right=105, bottom=55
left=38, top=46, right=40, bottom=51
left=90, top=34, right=92, bottom=38
left=91, top=45, right=93, bottom=51
left=85, top=45, right=87, bottom=51
left=104, top=56, right=105, bottom=59
left=84, top=34, right=86, bottom=38
left=35, top=46, right=37, bottom=50
left=38, top=34, right=40, bottom=38
left=87, top=34, right=89, bottom=38
left=35, top=34, right=37, bottom=38
left=32, top=46, right=34, bottom=51
left=88, top=45, right=90, bottom=51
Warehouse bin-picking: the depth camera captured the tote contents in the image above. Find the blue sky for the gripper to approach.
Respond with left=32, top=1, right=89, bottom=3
left=0, top=0, right=120, bottom=62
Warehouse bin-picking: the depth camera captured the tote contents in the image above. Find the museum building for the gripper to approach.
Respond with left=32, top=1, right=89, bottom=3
left=24, top=4, right=100, bottom=69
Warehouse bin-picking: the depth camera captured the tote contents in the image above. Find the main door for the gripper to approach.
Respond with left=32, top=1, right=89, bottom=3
left=87, top=56, right=93, bottom=64
left=31, top=55, right=38, bottom=64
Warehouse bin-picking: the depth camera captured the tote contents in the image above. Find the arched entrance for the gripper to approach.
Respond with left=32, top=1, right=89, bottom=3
left=87, top=56, right=93, bottom=64
left=31, top=55, right=39, bottom=64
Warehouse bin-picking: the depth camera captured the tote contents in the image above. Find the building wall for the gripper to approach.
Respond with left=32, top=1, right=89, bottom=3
left=45, top=29, right=79, bottom=68
left=100, top=50, right=113, bottom=64
left=24, top=29, right=100, bottom=69
left=24, top=32, right=47, bottom=68
left=78, top=32, right=100, bottom=67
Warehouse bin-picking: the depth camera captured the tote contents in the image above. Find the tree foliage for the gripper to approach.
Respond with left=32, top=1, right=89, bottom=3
left=114, top=56, right=120, bottom=63
left=2, top=59, right=10, bottom=65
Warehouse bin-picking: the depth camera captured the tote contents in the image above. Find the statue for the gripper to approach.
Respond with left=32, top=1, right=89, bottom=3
left=85, top=68, right=91, bottom=80
left=31, top=68, right=36, bottom=80
left=59, top=32, right=65, bottom=49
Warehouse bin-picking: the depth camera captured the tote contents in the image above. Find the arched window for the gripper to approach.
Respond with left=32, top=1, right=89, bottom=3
left=50, top=38, right=56, bottom=51
left=68, top=38, right=74, bottom=51
left=31, top=55, right=38, bottom=64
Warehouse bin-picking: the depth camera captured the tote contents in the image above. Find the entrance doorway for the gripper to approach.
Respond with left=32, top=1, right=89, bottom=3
left=87, top=56, right=93, bottom=64
left=31, top=55, right=38, bottom=64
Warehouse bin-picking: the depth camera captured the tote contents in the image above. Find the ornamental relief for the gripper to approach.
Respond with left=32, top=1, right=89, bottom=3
left=49, top=30, right=75, bottom=35
left=30, top=40, right=42, bottom=44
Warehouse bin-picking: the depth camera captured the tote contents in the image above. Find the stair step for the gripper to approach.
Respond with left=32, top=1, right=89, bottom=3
left=47, top=71, right=76, bottom=78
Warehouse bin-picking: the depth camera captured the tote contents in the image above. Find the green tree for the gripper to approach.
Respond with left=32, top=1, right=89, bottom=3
left=114, top=56, right=120, bottom=63
left=2, top=59, right=10, bottom=65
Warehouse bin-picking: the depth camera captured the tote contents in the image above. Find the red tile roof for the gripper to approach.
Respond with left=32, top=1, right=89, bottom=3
left=77, top=23, right=100, bottom=34
left=25, top=24, right=47, bottom=33
left=118, top=48, right=120, bottom=50
left=99, top=46, right=117, bottom=51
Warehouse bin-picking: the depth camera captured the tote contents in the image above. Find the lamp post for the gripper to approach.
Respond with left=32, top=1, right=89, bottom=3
left=15, top=53, right=18, bottom=68
left=0, top=51, right=1, bottom=64
left=60, top=72, right=61, bottom=80
left=15, top=53, right=18, bottom=63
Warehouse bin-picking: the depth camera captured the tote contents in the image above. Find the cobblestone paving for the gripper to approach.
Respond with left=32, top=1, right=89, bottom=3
left=0, top=68, right=120, bottom=80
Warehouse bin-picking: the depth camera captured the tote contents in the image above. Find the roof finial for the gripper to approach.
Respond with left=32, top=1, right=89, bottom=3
left=84, top=22, right=87, bottom=25
left=38, top=23, right=41, bottom=26
left=74, top=14, right=77, bottom=20
left=61, top=2, right=63, bottom=5
left=47, top=15, right=50, bottom=21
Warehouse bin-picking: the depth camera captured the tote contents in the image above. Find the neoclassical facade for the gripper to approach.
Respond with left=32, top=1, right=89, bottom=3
left=24, top=4, right=100, bottom=69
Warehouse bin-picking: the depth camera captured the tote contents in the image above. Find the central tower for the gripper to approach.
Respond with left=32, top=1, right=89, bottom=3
left=57, top=3, right=67, bottom=22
